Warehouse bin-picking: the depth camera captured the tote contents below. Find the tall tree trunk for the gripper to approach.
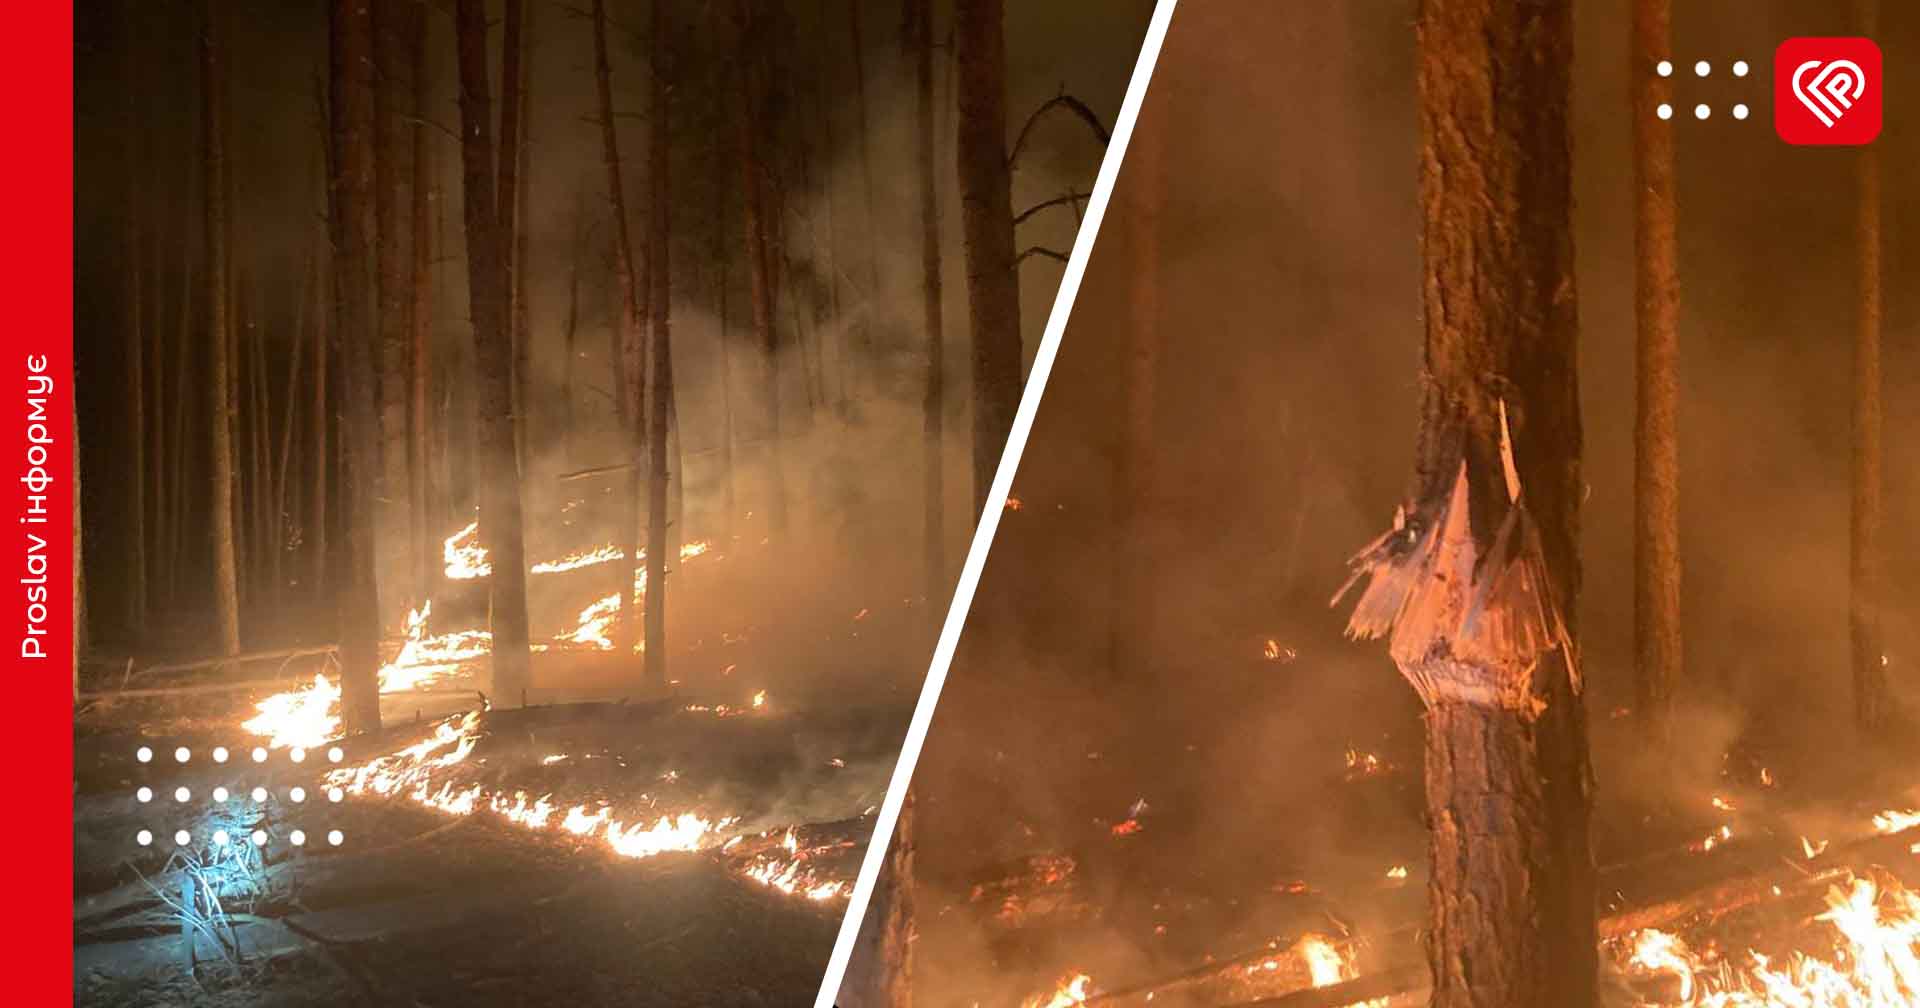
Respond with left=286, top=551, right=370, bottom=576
left=906, top=0, right=945, bottom=627
left=455, top=0, right=534, bottom=705
left=408, top=0, right=435, bottom=609
left=124, top=66, right=149, bottom=640
left=1340, top=3, right=1595, bottom=1006
left=1850, top=0, right=1886, bottom=735
left=498, top=0, right=529, bottom=467
left=846, top=789, right=916, bottom=1006
left=643, top=0, right=673, bottom=688
left=330, top=0, right=386, bottom=736
left=712, top=172, right=738, bottom=540
left=202, top=0, right=241, bottom=658
left=954, top=0, right=1020, bottom=510
left=513, top=12, right=534, bottom=469
left=1632, top=0, right=1681, bottom=747
left=735, top=1, right=786, bottom=537
left=562, top=195, right=582, bottom=467
left=374, top=0, right=414, bottom=622
left=594, top=0, right=650, bottom=652
left=845, top=0, right=879, bottom=398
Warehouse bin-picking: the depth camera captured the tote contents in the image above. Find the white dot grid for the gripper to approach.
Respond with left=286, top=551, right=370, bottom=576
left=1651, top=56, right=1755, bottom=123
left=134, top=740, right=350, bottom=852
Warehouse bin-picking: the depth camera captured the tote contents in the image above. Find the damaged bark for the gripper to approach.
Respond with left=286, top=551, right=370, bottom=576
left=1337, top=2, right=1594, bottom=1006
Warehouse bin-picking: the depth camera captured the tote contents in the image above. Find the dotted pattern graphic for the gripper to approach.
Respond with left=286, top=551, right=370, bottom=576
left=130, top=742, right=348, bottom=851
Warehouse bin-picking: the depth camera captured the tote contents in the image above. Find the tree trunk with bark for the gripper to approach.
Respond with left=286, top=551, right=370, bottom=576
left=1850, top=0, right=1887, bottom=735
left=1632, top=0, right=1681, bottom=748
left=374, top=0, right=414, bottom=622
left=845, top=0, right=879, bottom=399
left=954, top=0, right=1020, bottom=510
left=202, top=0, right=242, bottom=658
left=408, top=0, right=435, bottom=608
left=643, top=0, right=673, bottom=688
left=735, top=2, right=787, bottom=536
left=330, top=0, right=386, bottom=736
left=906, top=0, right=945, bottom=629
left=1340, top=3, right=1595, bottom=1006
left=454, top=0, right=534, bottom=705
left=124, top=58, right=149, bottom=640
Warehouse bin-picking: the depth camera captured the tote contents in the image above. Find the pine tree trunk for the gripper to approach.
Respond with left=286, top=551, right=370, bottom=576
left=954, top=0, right=1020, bottom=510
left=330, top=0, right=386, bottom=736
left=455, top=0, right=533, bottom=705
left=1850, top=0, right=1886, bottom=735
left=512, top=4, right=535, bottom=468
left=202, top=0, right=241, bottom=658
left=374, top=0, right=414, bottom=621
left=643, top=0, right=673, bottom=688
left=1342, top=3, right=1595, bottom=1005
left=124, top=72, right=149, bottom=640
left=845, top=0, right=879, bottom=397
left=712, top=177, right=738, bottom=540
left=735, top=2, right=787, bottom=537
left=408, top=0, right=435, bottom=609
left=1632, top=0, right=1681, bottom=746
left=906, top=0, right=945, bottom=628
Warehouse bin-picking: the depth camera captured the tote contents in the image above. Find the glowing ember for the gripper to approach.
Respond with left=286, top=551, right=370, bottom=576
left=241, top=673, right=340, bottom=749
left=1874, top=809, right=1920, bottom=834
left=1691, top=824, right=1734, bottom=853
left=1022, top=973, right=1092, bottom=1008
left=530, top=544, right=624, bottom=574
left=1385, top=865, right=1409, bottom=881
left=1344, top=748, right=1391, bottom=779
left=1624, top=876, right=1920, bottom=1007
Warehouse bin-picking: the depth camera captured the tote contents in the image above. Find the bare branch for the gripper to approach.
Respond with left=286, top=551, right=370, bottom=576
left=1013, top=191, right=1091, bottom=227
left=1016, top=246, right=1069, bottom=265
left=1008, top=90, right=1111, bottom=169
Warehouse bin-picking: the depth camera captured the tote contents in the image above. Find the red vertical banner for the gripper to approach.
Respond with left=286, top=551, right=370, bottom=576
left=4, top=0, right=75, bottom=999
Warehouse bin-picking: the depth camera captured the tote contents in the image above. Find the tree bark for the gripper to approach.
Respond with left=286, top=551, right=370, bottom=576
left=123, top=52, right=149, bottom=640
left=954, top=0, right=1020, bottom=510
left=455, top=0, right=534, bottom=706
left=512, top=3, right=535, bottom=468
left=845, top=0, right=879, bottom=399
left=202, top=0, right=241, bottom=658
left=408, top=0, right=435, bottom=609
left=734, top=1, right=787, bottom=536
left=643, top=0, right=673, bottom=688
left=330, top=0, right=386, bottom=737
left=906, top=0, right=945, bottom=628
left=374, top=0, right=414, bottom=623
left=1341, top=2, right=1595, bottom=1005
left=1850, top=0, right=1887, bottom=735
left=1632, top=0, right=1681, bottom=747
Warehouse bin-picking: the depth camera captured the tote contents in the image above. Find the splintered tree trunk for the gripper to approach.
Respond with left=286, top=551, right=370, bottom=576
left=852, top=789, right=916, bottom=1006
left=374, top=0, right=414, bottom=621
left=907, top=0, right=945, bottom=627
left=330, top=0, right=385, bottom=736
left=594, top=0, right=650, bottom=652
left=954, top=0, right=1021, bottom=510
left=1851, top=0, right=1886, bottom=735
left=1632, top=0, right=1681, bottom=746
left=735, top=2, right=787, bottom=536
left=455, top=0, right=534, bottom=705
left=1340, top=3, right=1595, bottom=1006
left=643, top=0, right=673, bottom=688
left=408, top=0, right=435, bottom=607
left=1110, top=89, right=1163, bottom=681
left=202, top=0, right=241, bottom=658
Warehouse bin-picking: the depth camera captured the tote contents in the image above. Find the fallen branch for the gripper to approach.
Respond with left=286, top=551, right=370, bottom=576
left=134, top=645, right=339, bottom=679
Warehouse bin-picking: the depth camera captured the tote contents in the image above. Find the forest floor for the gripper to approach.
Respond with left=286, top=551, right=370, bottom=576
left=72, top=577, right=925, bottom=1008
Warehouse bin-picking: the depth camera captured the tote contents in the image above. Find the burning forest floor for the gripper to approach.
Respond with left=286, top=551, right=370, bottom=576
left=906, top=676, right=1920, bottom=1008
left=73, top=530, right=926, bottom=1006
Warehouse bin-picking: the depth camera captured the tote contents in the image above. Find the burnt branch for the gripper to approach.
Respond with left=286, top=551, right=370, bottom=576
left=1008, top=91, right=1110, bottom=169
left=1013, top=191, right=1090, bottom=227
left=1016, top=245, right=1069, bottom=265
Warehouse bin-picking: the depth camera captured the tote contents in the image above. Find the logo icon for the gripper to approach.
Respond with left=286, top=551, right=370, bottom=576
left=1775, top=38, right=1881, bottom=145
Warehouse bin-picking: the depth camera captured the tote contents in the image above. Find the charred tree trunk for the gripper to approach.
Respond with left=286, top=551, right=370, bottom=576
left=1632, top=0, right=1681, bottom=747
left=330, top=0, right=386, bottom=736
left=906, top=0, right=945, bottom=627
left=497, top=0, right=529, bottom=466
left=512, top=4, right=535, bottom=468
left=847, top=790, right=916, bottom=1006
left=954, top=0, right=1020, bottom=510
left=643, top=0, right=673, bottom=688
left=1851, top=0, right=1886, bottom=735
left=1340, top=3, right=1595, bottom=1006
left=374, top=0, right=414, bottom=622
left=124, top=65, right=149, bottom=640
left=844, top=0, right=878, bottom=400
left=735, top=2, right=787, bottom=537
left=594, top=0, right=651, bottom=653
left=408, top=0, right=435, bottom=608
left=455, top=0, right=533, bottom=705
left=202, top=0, right=242, bottom=658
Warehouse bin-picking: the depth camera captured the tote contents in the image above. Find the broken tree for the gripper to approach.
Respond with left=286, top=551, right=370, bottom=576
left=1338, top=2, right=1596, bottom=1006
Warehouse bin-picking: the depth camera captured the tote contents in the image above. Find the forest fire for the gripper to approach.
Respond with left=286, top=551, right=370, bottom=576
left=1021, top=973, right=1093, bottom=1008
left=1624, top=876, right=1920, bottom=1007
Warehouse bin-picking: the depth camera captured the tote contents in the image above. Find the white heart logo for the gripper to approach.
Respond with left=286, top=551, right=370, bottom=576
left=1792, top=58, right=1867, bottom=127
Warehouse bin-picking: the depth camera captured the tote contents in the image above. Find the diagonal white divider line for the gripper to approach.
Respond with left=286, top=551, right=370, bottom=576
left=813, top=2, right=1180, bottom=1002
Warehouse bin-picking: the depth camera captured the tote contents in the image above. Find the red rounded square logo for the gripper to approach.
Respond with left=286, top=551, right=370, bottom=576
left=1775, top=37, right=1882, bottom=145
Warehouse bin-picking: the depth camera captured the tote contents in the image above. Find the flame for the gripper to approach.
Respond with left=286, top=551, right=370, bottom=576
left=1385, top=865, right=1409, bottom=880
left=1622, top=876, right=1920, bottom=1007
left=530, top=544, right=624, bottom=575
left=1874, top=809, right=1920, bottom=834
left=240, top=673, right=340, bottom=749
left=444, top=521, right=489, bottom=579
left=1022, top=973, right=1092, bottom=1008
left=1295, top=935, right=1388, bottom=1007
left=1344, top=748, right=1391, bottom=779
